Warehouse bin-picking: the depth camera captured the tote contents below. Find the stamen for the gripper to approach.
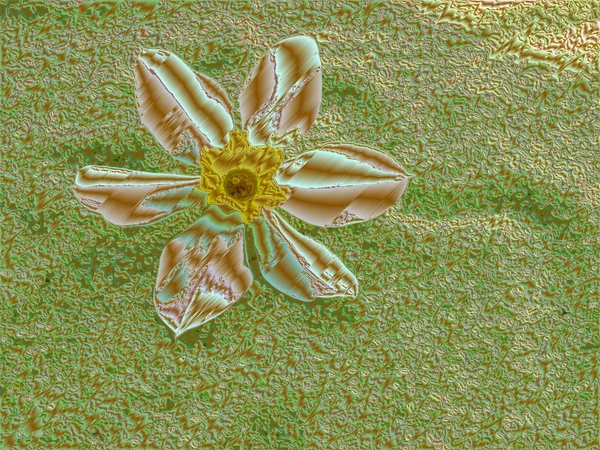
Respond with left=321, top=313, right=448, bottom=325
left=224, top=169, right=258, bottom=200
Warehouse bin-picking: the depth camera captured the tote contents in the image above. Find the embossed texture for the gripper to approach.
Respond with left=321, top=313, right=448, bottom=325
left=2, top=1, right=599, bottom=449
left=70, top=37, right=409, bottom=338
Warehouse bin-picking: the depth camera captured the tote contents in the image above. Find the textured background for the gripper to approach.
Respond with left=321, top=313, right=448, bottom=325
left=1, top=1, right=599, bottom=448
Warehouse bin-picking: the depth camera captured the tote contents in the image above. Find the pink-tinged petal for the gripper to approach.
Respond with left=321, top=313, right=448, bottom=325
left=73, top=166, right=204, bottom=226
left=249, top=209, right=357, bottom=302
left=135, top=49, right=234, bottom=165
left=276, top=144, right=410, bottom=227
left=239, top=36, right=322, bottom=146
left=155, top=206, right=252, bottom=336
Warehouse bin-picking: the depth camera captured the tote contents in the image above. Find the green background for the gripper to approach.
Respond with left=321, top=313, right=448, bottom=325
left=1, top=1, right=599, bottom=448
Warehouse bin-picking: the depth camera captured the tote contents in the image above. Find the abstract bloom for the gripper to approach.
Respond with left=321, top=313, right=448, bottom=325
left=73, top=37, right=410, bottom=336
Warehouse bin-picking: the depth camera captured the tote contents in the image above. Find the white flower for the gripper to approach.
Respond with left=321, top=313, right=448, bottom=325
left=73, top=37, right=410, bottom=337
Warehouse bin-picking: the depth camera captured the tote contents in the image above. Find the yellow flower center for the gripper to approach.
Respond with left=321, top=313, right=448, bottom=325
left=199, top=130, right=289, bottom=222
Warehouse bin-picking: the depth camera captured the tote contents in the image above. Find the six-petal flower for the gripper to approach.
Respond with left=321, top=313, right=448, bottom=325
left=73, top=36, right=410, bottom=337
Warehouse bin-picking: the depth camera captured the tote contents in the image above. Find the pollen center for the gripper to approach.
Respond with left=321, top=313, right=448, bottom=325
left=224, top=169, right=258, bottom=200
left=199, top=130, right=290, bottom=222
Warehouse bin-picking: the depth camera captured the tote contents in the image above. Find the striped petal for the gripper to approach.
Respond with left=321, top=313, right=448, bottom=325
left=249, top=209, right=357, bottom=302
left=155, top=206, right=252, bottom=336
left=239, top=36, right=322, bottom=146
left=276, top=144, right=410, bottom=227
left=73, top=166, right=204, bottom=226
left=135, top=49, right=234, bottom=165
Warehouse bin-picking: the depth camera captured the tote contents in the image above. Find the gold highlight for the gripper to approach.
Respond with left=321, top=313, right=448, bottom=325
left=199, top=130, right=290, bottom=222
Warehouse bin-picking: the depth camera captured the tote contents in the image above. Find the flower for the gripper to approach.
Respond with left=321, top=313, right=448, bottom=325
left=73, top=36, right=410, bottom=337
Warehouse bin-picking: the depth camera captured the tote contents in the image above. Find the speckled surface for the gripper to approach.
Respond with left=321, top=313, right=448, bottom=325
left=1, top=1, right=599, bottom=448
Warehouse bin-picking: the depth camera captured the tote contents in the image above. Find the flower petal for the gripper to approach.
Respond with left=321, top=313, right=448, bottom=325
left=276, top=144, right=410, bottom=227
left=239, top=36, right=322, bottom=146
left=73, top=166, right=204, bottom=226
left=154, top=206, right=252, bottom=336
left=249, top=209, right=357, bottom=302
left=135, top=49, right=234, bottom=165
